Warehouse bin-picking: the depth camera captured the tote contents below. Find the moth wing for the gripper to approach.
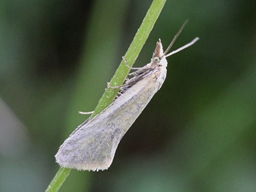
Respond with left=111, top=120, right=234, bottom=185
left=55, top=69, right=166, bottom=171
left=55, top=117, right=123, bottom=171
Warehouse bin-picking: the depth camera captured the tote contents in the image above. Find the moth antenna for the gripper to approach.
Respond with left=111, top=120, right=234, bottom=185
left=165, top=37, right=199, bottom=57
left=163, top=20, right=188, bottom=56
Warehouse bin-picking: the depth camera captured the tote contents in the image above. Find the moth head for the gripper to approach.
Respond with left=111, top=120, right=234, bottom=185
left=151, top=20, right=199, bottom=67
left=151, top=39, right=167, bottom=67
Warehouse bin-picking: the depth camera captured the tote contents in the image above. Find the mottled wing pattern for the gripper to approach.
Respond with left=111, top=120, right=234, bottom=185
left=55, top=67, right=166, bottom=171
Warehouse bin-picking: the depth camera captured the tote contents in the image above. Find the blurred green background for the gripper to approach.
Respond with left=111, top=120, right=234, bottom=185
left=1, top=0, right=256, bottom=191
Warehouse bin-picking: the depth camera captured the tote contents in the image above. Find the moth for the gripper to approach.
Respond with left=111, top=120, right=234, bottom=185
left=55, top=21, right=199, bottom=171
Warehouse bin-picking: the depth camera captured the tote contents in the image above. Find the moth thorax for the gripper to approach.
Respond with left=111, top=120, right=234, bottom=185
left=160, top=56, right=167, bottom=68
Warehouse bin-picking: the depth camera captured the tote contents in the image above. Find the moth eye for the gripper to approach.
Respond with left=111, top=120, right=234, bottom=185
left=152, top=57, right=160, bottom=63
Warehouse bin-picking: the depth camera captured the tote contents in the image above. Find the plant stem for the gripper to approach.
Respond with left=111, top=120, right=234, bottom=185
left=46, top=0, right=166, bottom=191
left=92, top=0, right=167, bottom=117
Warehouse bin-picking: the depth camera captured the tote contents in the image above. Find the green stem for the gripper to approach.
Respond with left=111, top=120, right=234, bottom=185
left=45, top=168, right=71, bottom=192
left=92, top=0, right=167, bottom=117
left=46, top=0, right=166, bottom=191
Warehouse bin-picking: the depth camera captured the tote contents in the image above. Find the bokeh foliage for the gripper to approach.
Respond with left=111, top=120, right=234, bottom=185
left=0, top=0, right=255, bottom=191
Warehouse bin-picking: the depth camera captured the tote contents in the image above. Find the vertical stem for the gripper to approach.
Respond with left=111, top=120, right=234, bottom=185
left=46, top=0, right=166, bottom=191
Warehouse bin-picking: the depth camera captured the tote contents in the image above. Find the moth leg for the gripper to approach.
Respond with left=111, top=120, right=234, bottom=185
left=122, top=56, right=130, bottom=69
left=78, top=111, right=94, bottom=115
left=122, top=56, right=141, bottom=70
left=107, top=82, right=121, bottom=89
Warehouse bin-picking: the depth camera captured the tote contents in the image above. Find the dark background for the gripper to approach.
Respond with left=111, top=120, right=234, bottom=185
left=0, top=0, right=256, bottom=191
